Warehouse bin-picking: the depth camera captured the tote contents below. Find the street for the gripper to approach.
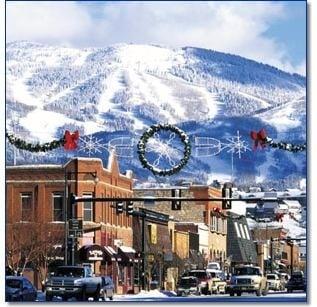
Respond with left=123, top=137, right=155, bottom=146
left=36, top=290, right=307, bottom=302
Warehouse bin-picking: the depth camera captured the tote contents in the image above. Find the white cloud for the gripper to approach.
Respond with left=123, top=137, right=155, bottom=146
left=6, top=1, right=305, bottom=74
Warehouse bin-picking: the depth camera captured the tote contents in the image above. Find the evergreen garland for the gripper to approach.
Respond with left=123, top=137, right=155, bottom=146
left=265, top=137, right=306, bottom=153
left=137, top=124, right=191, bottom=176
left=6, top=131, right=65, bottom=152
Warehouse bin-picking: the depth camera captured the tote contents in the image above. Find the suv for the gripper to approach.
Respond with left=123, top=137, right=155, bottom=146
left=184, top=270, right=211, bottom=295
left=177, top=276, right=200, bottom=296
left=286, top=271, right=306, bottom=293
left=228, top=265, right=268, bottom=297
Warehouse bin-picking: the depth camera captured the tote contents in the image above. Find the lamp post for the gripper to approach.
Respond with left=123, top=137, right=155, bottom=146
left=64, top=169, right=99, bottom=265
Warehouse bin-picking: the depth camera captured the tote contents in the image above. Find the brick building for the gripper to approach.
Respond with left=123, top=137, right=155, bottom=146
left=133, top=185, right=227, bottom=264
left=251, top=226, right=301, bottom=274
left=6, top=153, right=135, bottom=293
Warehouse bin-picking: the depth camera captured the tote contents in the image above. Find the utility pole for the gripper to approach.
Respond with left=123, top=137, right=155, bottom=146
left=141, top=213, right=146, bottom=290
left=270, top=237, right=273, bottom=273
left=290, top=241, right=294, bottom=276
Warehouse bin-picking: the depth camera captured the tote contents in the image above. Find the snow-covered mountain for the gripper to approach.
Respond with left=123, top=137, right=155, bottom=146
left=6, top=41, right=306, bottom=184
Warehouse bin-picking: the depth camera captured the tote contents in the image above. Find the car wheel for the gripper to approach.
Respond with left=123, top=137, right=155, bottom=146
left=94, top=286, right=100, bottom=301
left=236, top=291, right=242, bottom=296
left=256, top=289, right=262, bottom=297
left=45, top=294, right=53, bottom=301
left=109, top=296, right=113, bottom=301
left=81, top=287, right=87, bottom=301
left=229, top=291, right=234, bottom=297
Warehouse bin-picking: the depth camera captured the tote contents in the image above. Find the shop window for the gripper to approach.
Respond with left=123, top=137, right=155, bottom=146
left=21, top=193, right=32, bottom=221
left=148, top=224, right=157, bottom=244
left=52, top=192, right=64, bottom=221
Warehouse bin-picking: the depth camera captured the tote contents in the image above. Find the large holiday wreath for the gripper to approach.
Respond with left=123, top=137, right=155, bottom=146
left=137, top=124, right=191, bottom=176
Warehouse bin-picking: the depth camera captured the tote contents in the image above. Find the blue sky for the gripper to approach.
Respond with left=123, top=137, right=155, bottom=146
left=6, top=1, right=306, bottom=74
left=264, top=1, right=306, bottom=70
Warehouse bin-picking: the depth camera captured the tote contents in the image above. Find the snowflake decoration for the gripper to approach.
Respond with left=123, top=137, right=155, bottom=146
left=78, top=135, right=107, bottom=157
left=194, top=137, right=222, bottom=157
left=145, top=132, right=180, bottom=167
left=195, top=130, right=251, bottom=158
left=108, top=136, right=134, bottom=158
left=222, top=130, right=251, bottom=158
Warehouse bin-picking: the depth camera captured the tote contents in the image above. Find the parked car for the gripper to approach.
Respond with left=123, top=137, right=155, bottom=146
left=266, top=273, right=282, bottom=291
left=100, top=276, right=114, bottom=301
left=286, top=272, right=306, bottom=293
left=176, top=276, right=200, bottom=296
left=45, top=265, right=103, bottom=301
left=228, top=265, right=268, bottom=297
left=6, top=276, right=37, bottom=302
left=184, top=270, right=211, bottom=294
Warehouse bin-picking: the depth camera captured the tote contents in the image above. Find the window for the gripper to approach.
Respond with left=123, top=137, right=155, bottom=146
left=83, top=193, right=93, bottom=222
left=211, top=215, right=217, bottom=232
left=244, top=224, right=251, bottom=240
left=21, top=193, right=32, bottom=221
left=223, top=219, right=227, bottom=234
left=52, top=193, right=64, bottom=221
left=239, top=223, right=246, bottom=239
left=234, top=222, right=241, bottom=238
left=217, top=218, right=222, bottom=233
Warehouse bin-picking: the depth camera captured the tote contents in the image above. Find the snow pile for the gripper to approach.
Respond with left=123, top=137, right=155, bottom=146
left=115, top=290, right=169, bottom=299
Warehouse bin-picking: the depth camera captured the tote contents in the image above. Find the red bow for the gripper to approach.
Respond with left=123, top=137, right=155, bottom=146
left=275, top=213, right=284, bottom=222
left=64, top=130, right=79, bottom=150
left=250, top=128, right=267, bottom=150
left=213, top=207, right=222, bottom=213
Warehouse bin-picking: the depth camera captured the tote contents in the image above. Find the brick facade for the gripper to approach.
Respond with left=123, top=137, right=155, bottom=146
left=6, top=153, right=134, bottom=292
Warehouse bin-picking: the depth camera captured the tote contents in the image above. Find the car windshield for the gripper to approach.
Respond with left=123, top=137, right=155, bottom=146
left=266, top=275, right=275, bottom=280
left=207, top=264, right=218, bottom=270
left=6, top=279, right=21, bottom=289
left=180, top=278, right=197, bottom=286
left=54, top=267, right=84, bottom=277
left=189, top=271, right=207, bottom=279
left=235, top=267, right=261, bottom=276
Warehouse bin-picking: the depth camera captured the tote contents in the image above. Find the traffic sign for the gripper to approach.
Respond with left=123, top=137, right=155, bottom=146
left=68, top=219, right=83, bottom=231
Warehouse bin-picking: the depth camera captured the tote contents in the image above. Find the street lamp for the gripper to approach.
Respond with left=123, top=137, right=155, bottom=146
left=64, top=170, right=99, bottom=265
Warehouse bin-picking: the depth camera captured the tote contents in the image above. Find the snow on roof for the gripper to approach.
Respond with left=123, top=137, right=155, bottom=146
left=247, top=214, right=305, bottom=239
left=119, top=246, right=136, bottom=254
left=279, top=204, right=289, bottom=210
left=6, top=164, right=63, bottom=169
left=283, top=200, right=301, bottom=208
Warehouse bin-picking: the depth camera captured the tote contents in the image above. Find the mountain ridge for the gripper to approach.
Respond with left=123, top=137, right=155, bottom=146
left=6, top=42, right=306, bottom=184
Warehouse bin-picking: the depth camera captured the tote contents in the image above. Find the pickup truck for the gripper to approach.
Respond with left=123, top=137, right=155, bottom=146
left=228, top=265, right=268, bottom=297
left=45, top=266, right=103, bottom=301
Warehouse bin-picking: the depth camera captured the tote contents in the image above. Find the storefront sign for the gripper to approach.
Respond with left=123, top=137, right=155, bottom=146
left=88, top=249, right=104, bottom=261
